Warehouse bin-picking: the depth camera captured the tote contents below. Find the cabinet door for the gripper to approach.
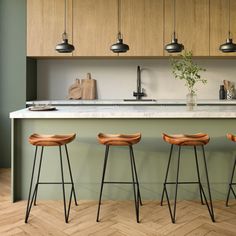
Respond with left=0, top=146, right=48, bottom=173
left=164, top=0, right=209, bottom=56
left=121, top=0, right=164, bottom=56
left=73, top=0, right=117, bottom=56
left=27, top=0, right=73, bottom=57
left=210, top=0, right=236, bottom=56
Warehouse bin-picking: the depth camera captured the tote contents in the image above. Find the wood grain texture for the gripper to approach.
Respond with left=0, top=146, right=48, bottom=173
left=97, top=133, right=141, bottom=146
left=163, top=133, right=210, bottom=146
left=164, top=0, right=210, bottom=56
left=1, top=169, right=236, bottom=235
left=27, top=0, right=73, bottom=57
left=26, top=0, right=236, bottom=58
left=121, top=0, right=164, bottom=56
left=28, top=133, right=76, bottom=146
left=73, top=0, right=117, bottom=56
left=81, top=73, right=97, bottom=100
left=210, top=0, right=236, bottom=56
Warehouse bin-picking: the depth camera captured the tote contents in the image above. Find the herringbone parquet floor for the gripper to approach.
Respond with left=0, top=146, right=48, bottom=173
left=1, top=169, right=236, bottom=235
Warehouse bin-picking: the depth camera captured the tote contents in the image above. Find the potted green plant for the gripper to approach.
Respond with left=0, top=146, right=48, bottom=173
left=171, top=50, right=207, bottom=110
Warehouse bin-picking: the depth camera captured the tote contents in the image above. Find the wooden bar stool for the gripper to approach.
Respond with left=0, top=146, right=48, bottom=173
left=25, top=133, right=78, bottom=223
left=226, top=133, right=236, bottom=206
left=161, top=133, right=215, bottom=223
left=96, top=133, right=142, bottom=223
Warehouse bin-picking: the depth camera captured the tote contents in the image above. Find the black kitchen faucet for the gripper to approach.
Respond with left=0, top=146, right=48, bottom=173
left=133, top=65, right=145, bottom=100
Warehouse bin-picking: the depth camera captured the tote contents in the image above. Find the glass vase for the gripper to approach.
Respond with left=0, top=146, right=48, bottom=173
left=226, top=89, right=234, bottom=100
left=186, top=92, right=197, bottom=111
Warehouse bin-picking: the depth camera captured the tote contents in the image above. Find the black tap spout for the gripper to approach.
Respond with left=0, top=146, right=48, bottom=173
left=137, top=66, right=141, bottom=94
left=133, top=65, right=145, bottom=100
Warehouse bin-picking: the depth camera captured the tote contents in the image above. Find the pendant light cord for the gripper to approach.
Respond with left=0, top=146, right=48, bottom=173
left=228, top=0, right=231, bottom=38
left=173, top=0, right=176, bottom=39
left=63, top=0, right=67, bottom=39
left=65, top=0, right=67, bottom=33
left=117, top=0, right=121, bottom=38
left=173, top=0, right=176, bottom=38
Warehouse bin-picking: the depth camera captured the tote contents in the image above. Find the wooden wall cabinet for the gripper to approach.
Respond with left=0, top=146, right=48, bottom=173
left=27, top=0, right=164, bottom=57
left=164, top=0, right=209, bottom=56
left=27, top=0, right=73, bottom=57
left=27, top=0, right=236, bottom=57
left=73, top=0, right=117, bottom=56
left=121, top=0, right=164, bottom=56
left=210, top=0, right=236, bottom=56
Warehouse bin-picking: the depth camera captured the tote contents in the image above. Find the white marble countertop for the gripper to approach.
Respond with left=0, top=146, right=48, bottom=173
left=26, top=99, right=236, bottom=106
left=10, top=105, right=236, bottom=119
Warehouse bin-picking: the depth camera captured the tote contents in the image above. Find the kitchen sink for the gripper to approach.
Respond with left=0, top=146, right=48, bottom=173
left=123, top=99, right=156, bottom=102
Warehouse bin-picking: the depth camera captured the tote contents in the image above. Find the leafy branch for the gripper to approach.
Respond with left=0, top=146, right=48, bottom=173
left=171, top=51, right=207, bottom=94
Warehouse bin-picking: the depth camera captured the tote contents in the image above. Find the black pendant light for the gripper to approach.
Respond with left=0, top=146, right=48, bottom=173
left=56, top=0, right=75, bottom=53
left=111, top=0, right=129, bottom=53
left=165, top=0, right=184, bottom=53
left=219, top=0, right=236, bottom=52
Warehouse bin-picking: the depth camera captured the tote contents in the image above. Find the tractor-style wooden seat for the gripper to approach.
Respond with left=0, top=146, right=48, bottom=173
left=163, top=133, right=210, bottom=146
left=29, top=133, right=76, bottom=146
left=97, top=133, right=141, bottom=146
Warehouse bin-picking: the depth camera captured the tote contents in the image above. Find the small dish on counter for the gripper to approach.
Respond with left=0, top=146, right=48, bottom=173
left=28, top=106, right=57, bottom=111
left=123, top=99, right=156, bottom=102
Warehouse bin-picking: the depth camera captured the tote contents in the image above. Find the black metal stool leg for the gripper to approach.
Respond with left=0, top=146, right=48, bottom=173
left=162, top=146, right=181, bottom=223
left=172, top=146, right=181, bottom=223
left=227, top=158, right=236, bottom=206
left=230, top=186, right=236, bottom=199
left=59, top=145, right=73, bottom=223
left=129, top=146, right=140, bottom=223
left=65, top=145, right=78, bottom=206
left=25, top=146, right=38, bottom=223
left=226, top=157, right=236, bottom=206
left=194, top=146, right=204, bottom=205
left=130, top=146, right=142, bottom=206
left=161, top=144, right=174, bottom=206
left=201, top=145, right=215, bottom=222
left=96, top=145, right=110, bottom=222
left=164, top=146, right=181, bottom=223
left=33, top=146, right=44, bottom=206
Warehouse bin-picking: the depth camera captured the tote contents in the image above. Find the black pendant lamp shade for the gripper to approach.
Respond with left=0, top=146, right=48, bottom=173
left=56, top=33, right=75, bottom=53
left=219, top=36, right=236, bottom=53
left=165, top=0, right=184, bottom=53
left=111, top=32, right=129, bottom=53
left=219, top=0, right=236, bottom=53
left=110, top=0, right=129, bottom=53
left=165, top=32, right=184, bottom=53
left=56, top=0, right=75, bottom=53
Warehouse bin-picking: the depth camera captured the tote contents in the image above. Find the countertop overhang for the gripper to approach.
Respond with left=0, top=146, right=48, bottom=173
left=10, top=105, right=236, bottom=119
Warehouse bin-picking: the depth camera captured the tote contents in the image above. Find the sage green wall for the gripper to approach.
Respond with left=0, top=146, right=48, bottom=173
left=0, top=0, right=26, bottom=167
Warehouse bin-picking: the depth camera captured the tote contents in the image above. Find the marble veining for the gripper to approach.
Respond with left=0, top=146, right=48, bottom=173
left=10, top=105, right=236, bottom=119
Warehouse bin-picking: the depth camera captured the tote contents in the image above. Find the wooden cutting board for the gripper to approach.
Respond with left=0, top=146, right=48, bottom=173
left=81, top=73, right=97, bottom=100
left=68, top=79, right=82, bottom=99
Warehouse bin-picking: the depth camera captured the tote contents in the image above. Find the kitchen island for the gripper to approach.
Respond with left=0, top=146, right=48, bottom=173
left=10, top=105, right=236, bottom=202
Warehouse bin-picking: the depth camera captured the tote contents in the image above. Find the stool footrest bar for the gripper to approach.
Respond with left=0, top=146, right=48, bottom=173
left=165, top=181, right=202, bottom=185
left=38, top=182, right=73, bottom=185
left=103, top=181, right=138, bottom=184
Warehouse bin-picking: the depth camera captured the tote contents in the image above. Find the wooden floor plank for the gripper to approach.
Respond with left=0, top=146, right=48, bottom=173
left=1, top=169, right=236, bottom=236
